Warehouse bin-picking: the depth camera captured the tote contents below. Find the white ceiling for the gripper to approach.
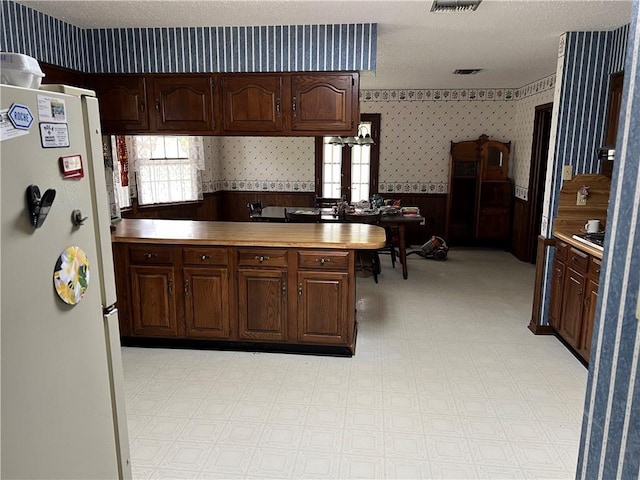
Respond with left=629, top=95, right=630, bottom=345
left=17, top=0, right=632, bottom=89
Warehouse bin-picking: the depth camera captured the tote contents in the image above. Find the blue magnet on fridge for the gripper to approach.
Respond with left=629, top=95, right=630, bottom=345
left=8, top=103, right=34, bottom=130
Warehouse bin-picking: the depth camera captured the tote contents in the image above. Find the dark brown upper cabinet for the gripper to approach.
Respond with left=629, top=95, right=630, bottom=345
left=150, top=75, right=216, bottom=134
left=90, top=75, right=149, bottom=133
left=221, top=74, right=284, bottom=133
left=290, top=73, right=359, bottom=134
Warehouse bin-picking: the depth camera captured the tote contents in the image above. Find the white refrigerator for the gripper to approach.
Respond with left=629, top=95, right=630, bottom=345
left=1, top=84, right=131, bottom=479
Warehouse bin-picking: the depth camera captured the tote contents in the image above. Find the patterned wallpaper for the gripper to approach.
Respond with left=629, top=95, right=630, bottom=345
left=577, top=6, right=639, bottom=478
left=0, top=1, right=376, bottom=73
left=217, top=136, right=315, bottom=192
left=361, top=100, right=516, bottom=195
left=510, top=80, right=556, bottom=200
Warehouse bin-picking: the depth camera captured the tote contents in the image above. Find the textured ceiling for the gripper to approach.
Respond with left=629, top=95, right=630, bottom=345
left=16, top=0, right=632, bottom=89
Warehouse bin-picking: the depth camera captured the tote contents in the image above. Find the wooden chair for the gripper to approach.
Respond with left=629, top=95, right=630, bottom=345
left=315, top=196, right=342, bottom=208
left=285, top=209, right=321, bottom=223
left=247, top=200, right=263, bottom=221
left=344, top=212, right=382, bottom=283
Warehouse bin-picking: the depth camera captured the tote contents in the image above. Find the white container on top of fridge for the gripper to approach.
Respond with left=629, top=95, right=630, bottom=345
left=0, top=52, right=45, bottom=88
left=0, top=83, right=131, bottom=479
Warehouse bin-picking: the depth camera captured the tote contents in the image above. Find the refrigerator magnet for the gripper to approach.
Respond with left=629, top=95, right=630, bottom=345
left=59, top=154, right=84, bottom=179
left=53, top=246, right=90, bottom=305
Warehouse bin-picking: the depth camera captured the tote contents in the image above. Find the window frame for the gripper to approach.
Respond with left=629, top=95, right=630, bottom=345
left=315, top=113, right=380, bottom=203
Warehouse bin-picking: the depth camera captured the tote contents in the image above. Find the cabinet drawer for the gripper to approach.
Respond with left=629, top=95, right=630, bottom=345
left=183, top=247, right=229, bottom=266
left=129, top=245, right=173, bottom=264
left=298, top=251, right=351, bottom=270
left=554, top=240, right=568, bottom=262
left=588, top=256, right=602, bottom=280
left=566, top=247, right=588, bottom=272
left=238, top=248, right=288, bottom=267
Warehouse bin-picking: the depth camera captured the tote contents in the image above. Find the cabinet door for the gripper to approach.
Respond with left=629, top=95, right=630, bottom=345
left=578, top=278, right=599, bottom=362
left=91, top=75, right=148, bottom=133
left=221, top=74, right=283, bottom=132
left=237, top=269, right=287, bottom=341
left=130, top=265, right=178, bottom=336
left=150, top=75, right=215, bottom=132
left=297, top=271, right=350, bottom=345
left=548, top=259, right=565, bottom=329
left=290, top=73, right=358, bottom=134
left=559, top=267, right=587, bottom=348
left=184, top=267, right=230, bottom=339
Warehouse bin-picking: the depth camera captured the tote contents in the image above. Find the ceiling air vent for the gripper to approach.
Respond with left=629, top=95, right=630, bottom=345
left=431, top=0, right=482, bottom=13
left=453, top=69, right=482, bottom=75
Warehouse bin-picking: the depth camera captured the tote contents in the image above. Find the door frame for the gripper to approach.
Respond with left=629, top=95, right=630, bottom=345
left=525, top=102, right=553, bottom=263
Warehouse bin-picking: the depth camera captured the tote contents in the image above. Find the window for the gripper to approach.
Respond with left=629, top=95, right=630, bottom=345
left=131, top=136, right=205, bottom=206
left=315, top=114, right=380, bottom=203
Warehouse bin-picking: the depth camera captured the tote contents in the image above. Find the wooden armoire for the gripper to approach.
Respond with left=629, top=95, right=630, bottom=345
left=445, top=135, right=512, bottom=246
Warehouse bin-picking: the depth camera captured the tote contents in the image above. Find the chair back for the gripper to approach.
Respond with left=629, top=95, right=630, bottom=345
left=344, top=212, right=381, bottom=225
left=285, top=210, right=321, bottom=223
left=315, top=196, right=342, bottom=208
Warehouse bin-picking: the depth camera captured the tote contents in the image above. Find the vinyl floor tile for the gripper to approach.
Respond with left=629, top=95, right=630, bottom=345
left=124, top=249, right=587, bottom=479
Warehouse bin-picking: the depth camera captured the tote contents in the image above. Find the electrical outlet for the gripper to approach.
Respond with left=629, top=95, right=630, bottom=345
left=563, top=165, right=573, bottom=181
left=576, top=192, right=587, bottom=206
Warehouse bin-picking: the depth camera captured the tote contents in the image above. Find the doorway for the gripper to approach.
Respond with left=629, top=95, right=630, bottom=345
left=526, top=103, right=553, bottom=263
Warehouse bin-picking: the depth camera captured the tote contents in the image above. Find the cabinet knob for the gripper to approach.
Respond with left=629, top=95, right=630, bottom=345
left=282, top=281, right=287, bottom=297
left=316, top=257, right=331, bottom=265
left=254, top=255, right=270, bottom=262
left=144, top=252, right=157, bottom=259
left=200, top=254, right=211, bottom=261
left=276, top=98, right=281, bottom=116
left=292, top=96, right=297, bottom=117
left=298, top=283, right=303, bottom=297
left=168, top=279, right=173, bottom=295
left=184, top=280, right=189, bottom=297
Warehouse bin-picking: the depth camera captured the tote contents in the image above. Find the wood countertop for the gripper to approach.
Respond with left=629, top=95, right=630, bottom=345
left=112, top=218, right=387, bottom=249
left=553, top=230, right=604, bottom=259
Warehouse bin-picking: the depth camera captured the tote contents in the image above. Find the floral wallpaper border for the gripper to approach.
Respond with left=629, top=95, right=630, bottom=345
left=378, top=182, right=447, bottom=194
left=360, top=74, right=555, bottom=103
left=222, top=180, right=315, bottom=192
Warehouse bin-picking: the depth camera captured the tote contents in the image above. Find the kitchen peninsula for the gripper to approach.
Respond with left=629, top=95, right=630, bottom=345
left=111, top=218, right=386, bottom=355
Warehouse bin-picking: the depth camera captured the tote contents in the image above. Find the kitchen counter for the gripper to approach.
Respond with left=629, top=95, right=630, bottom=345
left=553, top=230, right=603, bottom=259
left=112, top=218, right=387, bottom=249
left=111, top=218, right=387, bottom=356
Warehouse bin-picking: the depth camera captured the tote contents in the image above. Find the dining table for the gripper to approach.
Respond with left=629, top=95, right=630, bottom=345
left=251, top=206, right=425, bottom=279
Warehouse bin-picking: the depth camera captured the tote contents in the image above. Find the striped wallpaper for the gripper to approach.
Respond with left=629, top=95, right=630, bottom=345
left=577, top=2, right=640, bottom=477
left=0, top=1, right=376, bottom=74
left=537, top=25, right=629, bottom=333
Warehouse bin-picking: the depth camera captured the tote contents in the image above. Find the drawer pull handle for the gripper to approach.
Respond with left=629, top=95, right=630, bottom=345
left=255, top=255, right=270, bottom=262
left=200, top=254, right=211, bottom=261
left=168, top=279, right=173, bottom=296
left=572, top=256, right=578, bottom=261
left=316, top=257, right=331, bottom=265
left=298, top=283, right=303, bottom=297
left=184, top=280, right=189, bottom=297
left=144, top=253, right=157, bottom=259
left=596, top=269, right=600, bottom=274
left=282, top=281, right=287, bottom=297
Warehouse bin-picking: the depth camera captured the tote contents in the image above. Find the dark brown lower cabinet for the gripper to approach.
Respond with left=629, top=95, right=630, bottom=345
left=130, top=265, right=178, bottom=337
left=115, top=243, right=357, bottom=352
left=297, top=271, right=350, bottom=345
left=184, top=267, right=230, bottom=339
left=237, top=269, right=288, bottom=342
left=549, top=239, right=600, bottom=363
